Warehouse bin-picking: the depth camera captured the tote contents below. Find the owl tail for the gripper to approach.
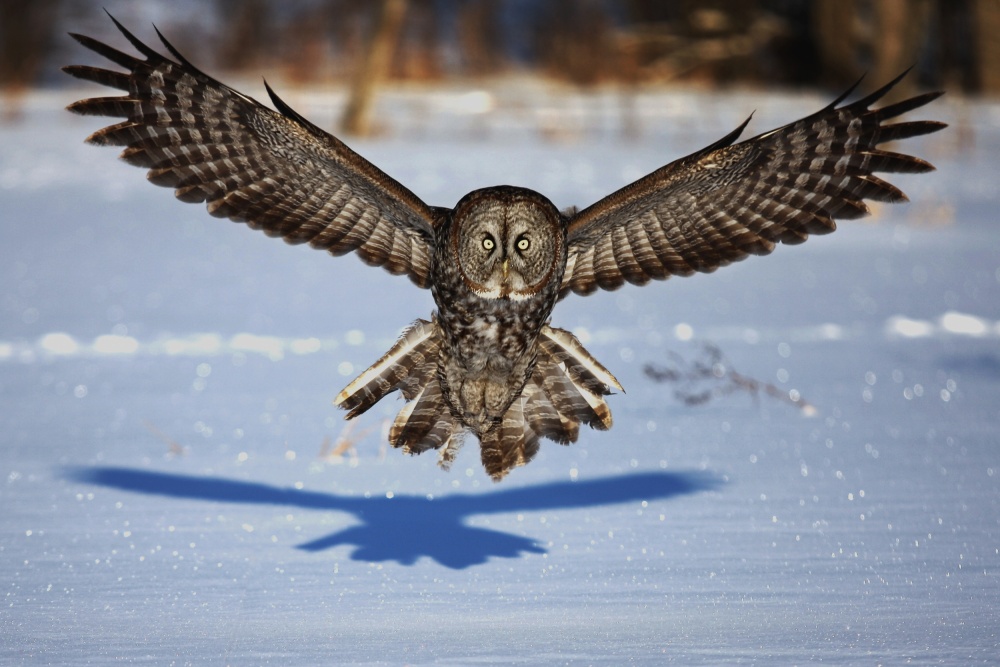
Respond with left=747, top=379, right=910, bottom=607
left=480, top=325, right=623, bottom=481
left=335, top=320, right=623, bottom=482
left=333, top=319, right=441, bottom=418
left=333, top=318, right=464, bottom=465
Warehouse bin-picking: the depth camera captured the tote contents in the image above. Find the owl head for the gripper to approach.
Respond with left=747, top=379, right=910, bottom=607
left=449, top=186, right=565, bottom=301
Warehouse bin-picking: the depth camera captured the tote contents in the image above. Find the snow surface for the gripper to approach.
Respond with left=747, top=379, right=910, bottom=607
left=1, top=82, right=998, bottom=665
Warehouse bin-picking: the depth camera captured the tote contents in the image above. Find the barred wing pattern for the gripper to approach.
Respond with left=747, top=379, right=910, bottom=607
left=64, top=16, right=438, bottom=288
left=561, top=72, right=946, bottom=297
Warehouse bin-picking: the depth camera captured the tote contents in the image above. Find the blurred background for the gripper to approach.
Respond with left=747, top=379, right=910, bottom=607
left=1, top=0, right=997, bottom=133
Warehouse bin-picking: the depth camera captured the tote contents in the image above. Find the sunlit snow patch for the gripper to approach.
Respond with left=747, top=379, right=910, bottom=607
left=885, top=316, right=935, bottom=338
left=92, top=334, right=140, bottom=355
left=674, top=323, right=694, bottom=341
left=885, top=312, right=997, bottom=339
left=38, top=332, right=79, bottom=356
left=939, top=311, right=989, bottom=336
left=229, top=333, right=285, bottom=361
left=815, top=323, right=846, bottom=341
left=159, top=333, right=223, bottom=356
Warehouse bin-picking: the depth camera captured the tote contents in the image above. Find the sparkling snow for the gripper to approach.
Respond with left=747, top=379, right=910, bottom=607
left=1, top=81, right=997, bottom=664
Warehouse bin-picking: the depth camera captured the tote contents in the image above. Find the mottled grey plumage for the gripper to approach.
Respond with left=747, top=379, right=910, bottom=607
left=65, top=16, right=945, bottom=480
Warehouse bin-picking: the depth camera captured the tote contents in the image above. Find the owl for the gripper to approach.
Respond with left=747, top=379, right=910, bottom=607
left=65, top=17, right=945, bottom=481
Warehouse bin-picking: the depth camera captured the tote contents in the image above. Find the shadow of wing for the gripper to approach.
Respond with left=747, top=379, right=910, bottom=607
left=65, top=466, right=721, bottom=569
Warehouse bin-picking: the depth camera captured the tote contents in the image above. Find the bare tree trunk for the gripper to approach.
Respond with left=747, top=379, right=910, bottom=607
left=340, top=0, right=407, bottom=136
left=457, top=0, right=504, bottom=76
left=872, top=0, right=933, bottom=101
left=0, top=0, right=59, bottom=122
left=216, top=0, right=271, bottom=72
left=974, top=0, right=1000, bottom=93
left=812, top=0, right=863, bottom=86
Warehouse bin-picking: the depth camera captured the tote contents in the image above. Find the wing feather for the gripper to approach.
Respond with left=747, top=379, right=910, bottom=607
left=64, top=14, right=438, bottom=288
left=561, top=73, right=945, bottom=298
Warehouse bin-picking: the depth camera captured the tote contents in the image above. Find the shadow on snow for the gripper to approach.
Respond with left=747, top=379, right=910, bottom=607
left=65, top=466, right=721, bottom=569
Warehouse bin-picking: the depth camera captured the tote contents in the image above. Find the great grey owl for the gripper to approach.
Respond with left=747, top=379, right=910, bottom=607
left=65, top=17, right=945, bottom=481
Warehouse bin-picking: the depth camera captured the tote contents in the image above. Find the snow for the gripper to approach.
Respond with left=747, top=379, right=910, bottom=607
left=1, top=82, right=998, bottom=665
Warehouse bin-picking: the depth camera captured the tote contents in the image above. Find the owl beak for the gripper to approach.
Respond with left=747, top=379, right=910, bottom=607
left=498, top=258, right=512, bottom=298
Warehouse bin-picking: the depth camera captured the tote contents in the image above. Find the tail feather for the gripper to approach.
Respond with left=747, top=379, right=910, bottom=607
left=536, top=358, right=613, bottom=432
left=336, top=317, right=463, bottom=458
left=522, top=380, right=570, bottom=443
left=334, top=319, right=439, bottom=418
left=481, top=395, right=541, bottom=481
left=537, top=368, right=593, bottom=432
left=435, top=428, right=466, bottom=470
left=538, top=325, right=623, bottom=396
left=481, top=325, right=622, bottom=481
left=390, top=379, right=465, bottom=469
left=390, top=380, right=452, bottom=452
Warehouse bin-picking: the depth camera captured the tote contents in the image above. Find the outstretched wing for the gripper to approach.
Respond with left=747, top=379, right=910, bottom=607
left=560, top=71, right=946, bottom=297
left=64, top=14, right=439, bottom=288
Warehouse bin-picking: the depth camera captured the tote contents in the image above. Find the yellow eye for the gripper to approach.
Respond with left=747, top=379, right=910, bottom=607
left=483, top=237, right=495, bottom=251
left=516, top=237, right=530, bottom=251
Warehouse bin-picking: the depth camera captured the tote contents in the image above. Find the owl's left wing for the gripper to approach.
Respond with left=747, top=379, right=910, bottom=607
left=64, top=15, right=439, bottom=288
left=560, top=72, right=945, bottom=297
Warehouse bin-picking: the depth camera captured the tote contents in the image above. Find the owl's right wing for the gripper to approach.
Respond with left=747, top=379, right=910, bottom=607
left=65, top=15, right=439, bottom=288
left=559, top=71, right=945, bottom=298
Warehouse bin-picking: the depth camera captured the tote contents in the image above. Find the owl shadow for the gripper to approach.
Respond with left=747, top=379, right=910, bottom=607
left=64, top=466, right=721, bottom=569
